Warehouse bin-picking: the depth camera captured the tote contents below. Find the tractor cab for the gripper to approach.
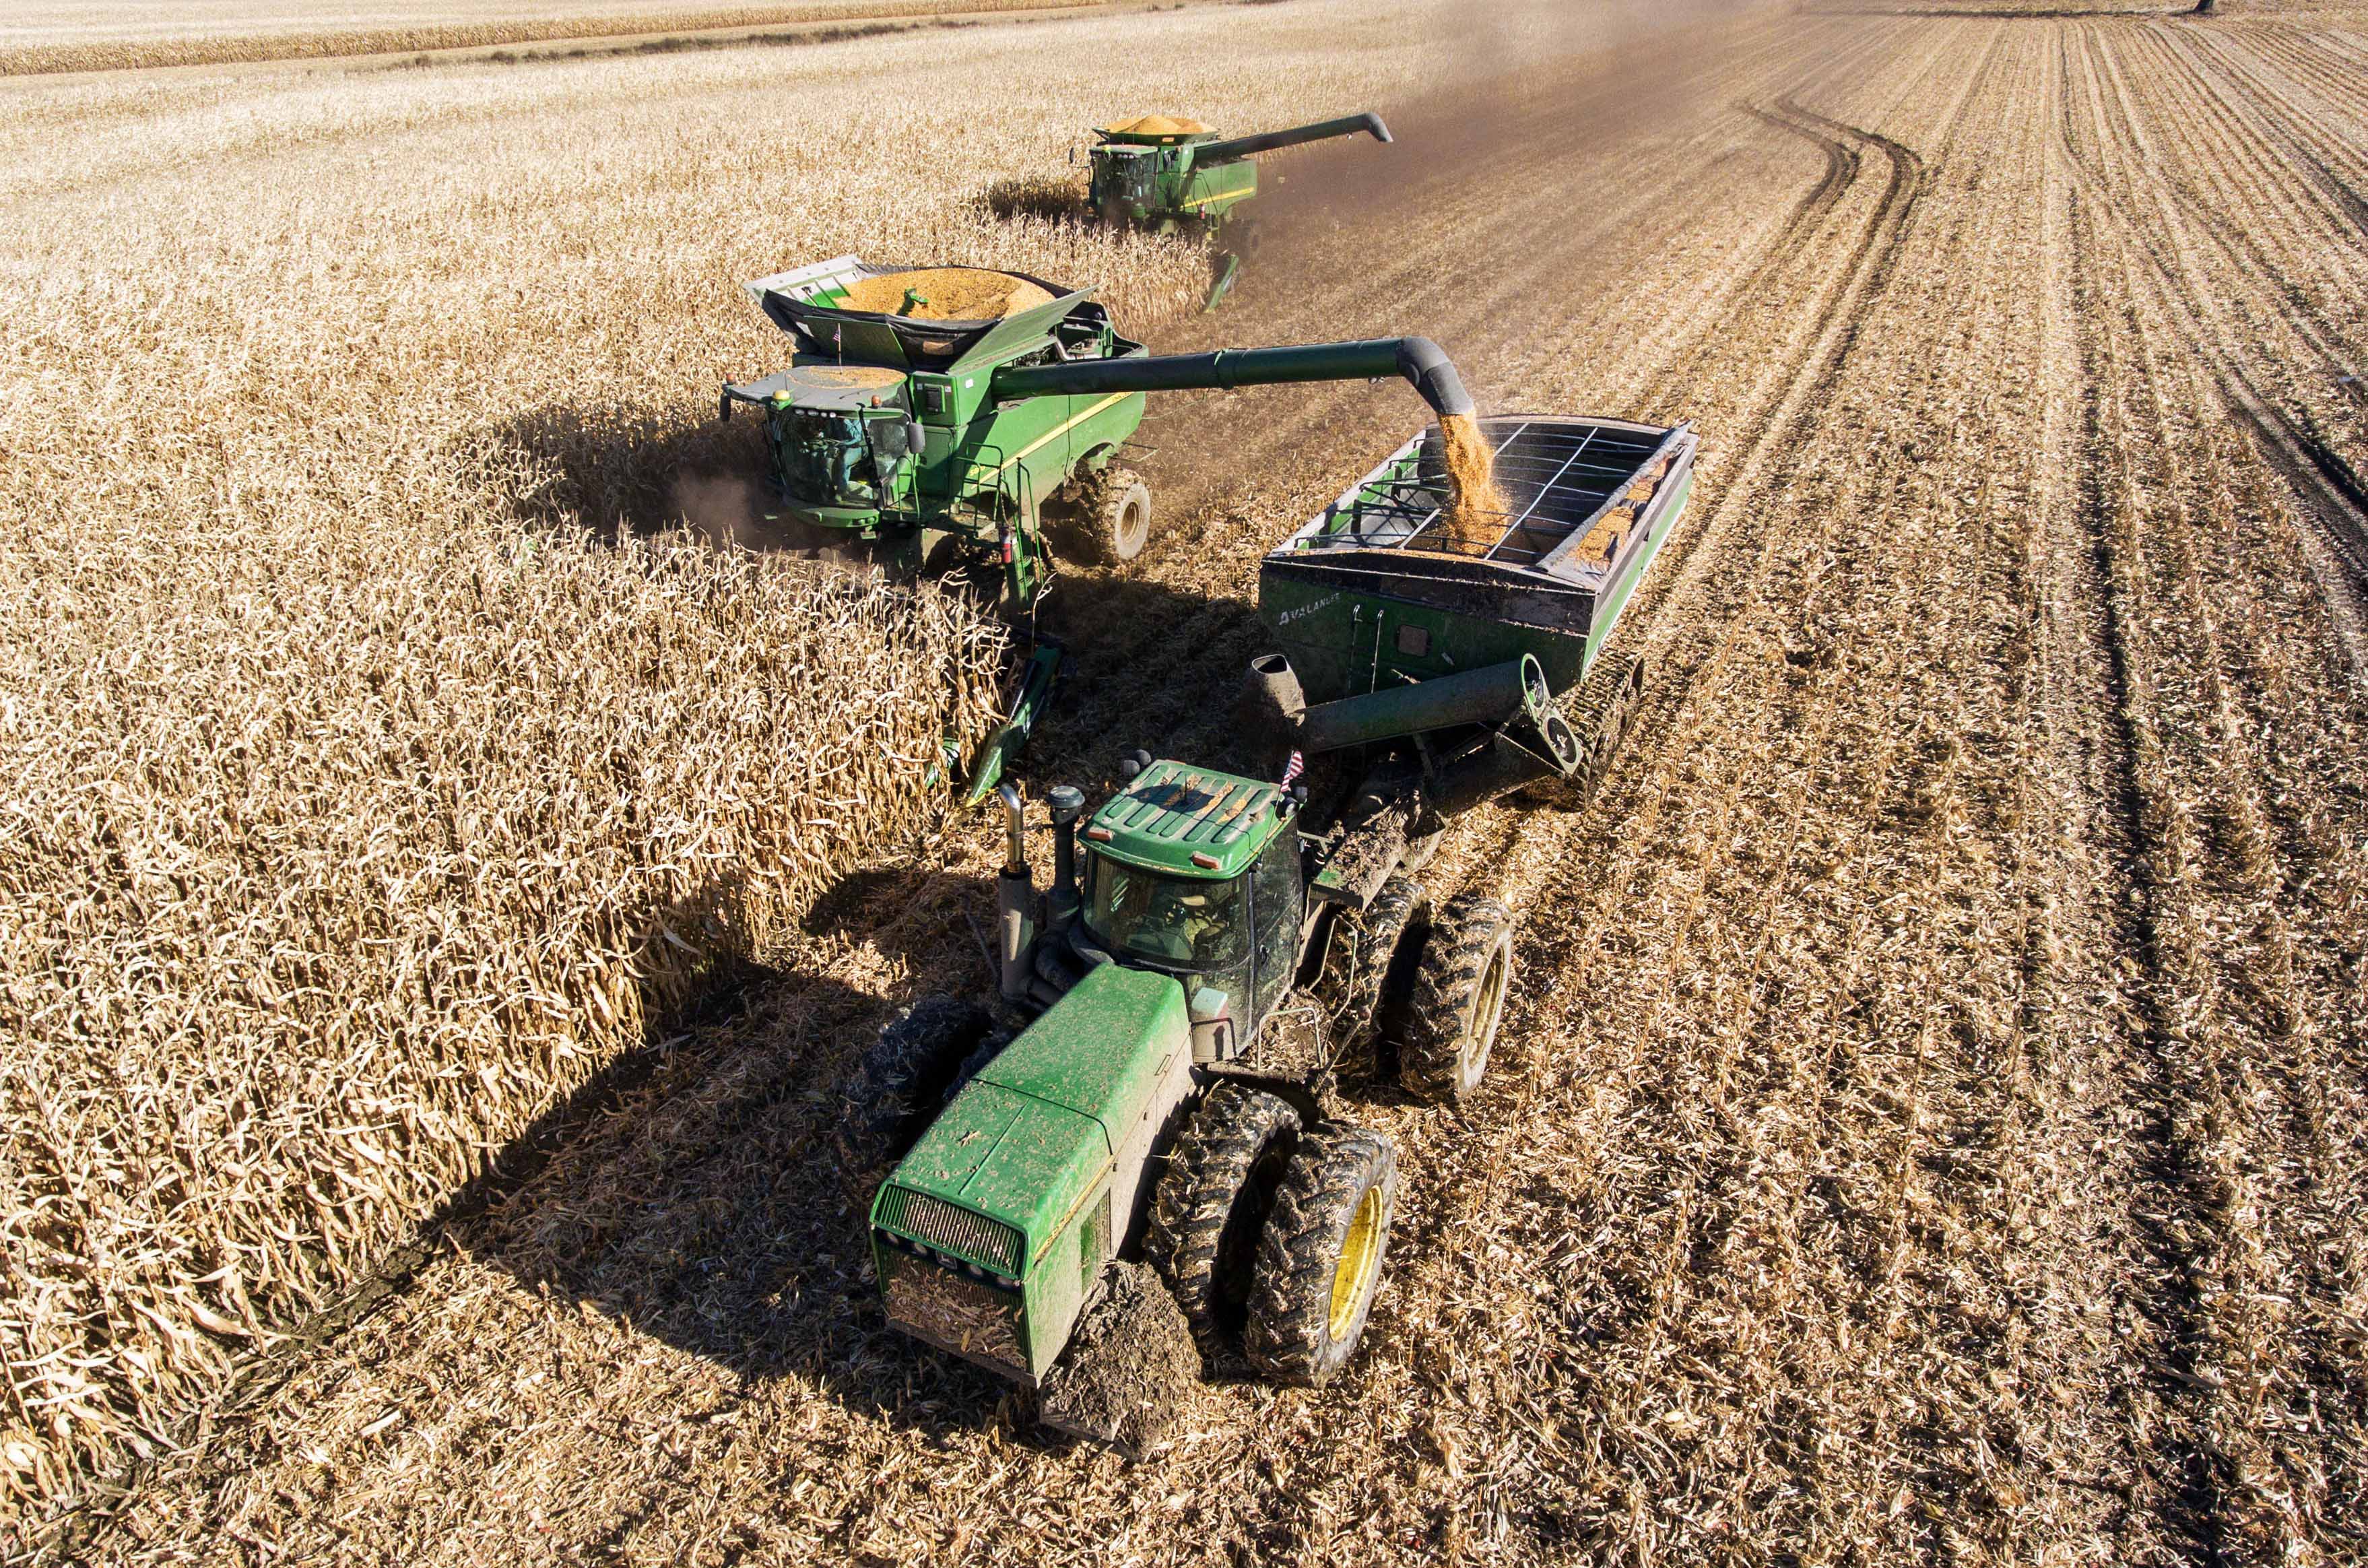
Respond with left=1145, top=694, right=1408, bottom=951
left=1077, top=760, right=1302, bottom=1057
left=719, top=362, right=924, bottom=531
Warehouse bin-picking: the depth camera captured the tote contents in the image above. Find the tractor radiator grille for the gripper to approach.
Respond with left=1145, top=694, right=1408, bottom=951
left=877, top=1187, right=1023, bottom=1276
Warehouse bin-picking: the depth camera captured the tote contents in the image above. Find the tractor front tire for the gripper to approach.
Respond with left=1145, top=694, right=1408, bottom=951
left=1144, top=1082, right=1301, bottom=1365
left=1080, top=467, right=1151, bottom=564
left=1398, top=893, right=1515, bottom=1103
left=835, top=995, right=995, bottom=1185
left=1244, top=1126, right=1398, bottom=1386
left=1321, top=875, right=1428, bottom=1061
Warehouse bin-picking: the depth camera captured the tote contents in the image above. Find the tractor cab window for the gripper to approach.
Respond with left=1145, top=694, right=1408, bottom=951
left=1084, top=855, right=1249, bottom=998
left=1249, top=823, right=1300, bottom=1022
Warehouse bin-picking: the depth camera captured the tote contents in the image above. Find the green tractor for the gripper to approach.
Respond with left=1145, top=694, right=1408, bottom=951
left=1082, top=112, right=1393, bottom=308
left=849, top=414, right=1699, bottom=1447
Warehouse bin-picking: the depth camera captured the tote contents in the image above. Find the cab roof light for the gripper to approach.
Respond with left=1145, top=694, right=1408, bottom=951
left=1084, top=825, right=1113, bottom=842
left=1189, top=851, right=1220, bottom=870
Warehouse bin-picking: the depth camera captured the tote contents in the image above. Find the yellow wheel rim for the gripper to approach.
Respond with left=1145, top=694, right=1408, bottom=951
left=1327, top=1185, right=1385, bottom=1343
left=1466, top=944, right=1508, bottom=1073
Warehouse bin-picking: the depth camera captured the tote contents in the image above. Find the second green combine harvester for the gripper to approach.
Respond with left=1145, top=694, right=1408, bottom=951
left=847, top=407, right=1697, bottom=1447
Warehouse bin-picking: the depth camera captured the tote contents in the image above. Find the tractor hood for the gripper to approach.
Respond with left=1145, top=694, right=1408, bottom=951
left=880, top=964, right=1189, bottom=1272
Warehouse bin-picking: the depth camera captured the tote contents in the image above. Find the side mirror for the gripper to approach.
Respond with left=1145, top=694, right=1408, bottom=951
left=718, top=391, right=731, bottom=424
left=905, top=418, right=925, bottom=455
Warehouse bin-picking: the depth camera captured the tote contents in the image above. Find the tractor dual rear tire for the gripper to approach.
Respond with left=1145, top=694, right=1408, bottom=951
left=1144, top=1082, right=1301, bottom=1364
left=1398, top=893, right=1515, bottom=1103
left=1244, top=1125, right=1398, bottom=1387
left=1073, top=465, right=1150, bottom=565
left=1321, top=875, right=1428, bottom=1059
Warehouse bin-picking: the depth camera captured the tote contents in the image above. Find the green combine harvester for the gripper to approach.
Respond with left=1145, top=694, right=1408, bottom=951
left=847, top=413, right=1698, bottom=1447
left=723, top=255, right=1460, bottom=604
left=1083, top=112, right=1392, bottom=307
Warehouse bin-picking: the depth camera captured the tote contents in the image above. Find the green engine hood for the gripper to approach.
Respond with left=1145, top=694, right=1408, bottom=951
left=880, top=963, right=1188, bottom=1272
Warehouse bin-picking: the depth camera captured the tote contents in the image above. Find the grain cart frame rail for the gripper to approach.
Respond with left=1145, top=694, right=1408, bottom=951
left=845, top=414, right=1697, bottom=1448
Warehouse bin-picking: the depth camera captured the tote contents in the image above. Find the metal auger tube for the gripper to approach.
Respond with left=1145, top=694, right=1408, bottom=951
left=988, top=337, right=1474, bottom=420
left=1294, top=654, right=1551, bottom=754
left=1192, top=112, right=1393, bottom=164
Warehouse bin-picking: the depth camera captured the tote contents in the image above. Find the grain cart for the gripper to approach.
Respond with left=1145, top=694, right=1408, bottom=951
left=846, top=414, right=1697, bottom=1449
left=1084, top=112, right=1393, bottom=307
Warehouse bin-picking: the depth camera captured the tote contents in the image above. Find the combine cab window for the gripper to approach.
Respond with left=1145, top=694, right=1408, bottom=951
left=1085, top=857, right=1248, bottom=983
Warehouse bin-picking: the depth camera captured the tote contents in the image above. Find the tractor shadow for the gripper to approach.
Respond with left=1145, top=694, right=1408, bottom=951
left=448, top=865, right=1092, bottom=1451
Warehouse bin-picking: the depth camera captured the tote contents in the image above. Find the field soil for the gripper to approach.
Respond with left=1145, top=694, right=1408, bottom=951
left=13, top=0, right=2368, bottom=1563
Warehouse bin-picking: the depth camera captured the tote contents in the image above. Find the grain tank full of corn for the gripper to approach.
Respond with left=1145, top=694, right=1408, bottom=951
left=719, top=254, right=1475, bottom=611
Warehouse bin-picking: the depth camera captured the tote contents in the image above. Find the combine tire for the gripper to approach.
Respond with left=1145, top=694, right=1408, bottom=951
left=1244, top=1126, right=1397, bottom=1386
left=1321, top=876, right=1428, bottom=1059
left=1143, top=1082, right=1301, bottom=1363
left=1079, top=466, right=1151, bottom=564
left=1397, top=893, right=1514, bottom=1103
left=835, top=995, right=995, bottom=1185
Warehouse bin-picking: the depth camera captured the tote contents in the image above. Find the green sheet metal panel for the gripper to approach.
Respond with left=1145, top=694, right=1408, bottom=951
left=975, top=963, right=1190, bottom=1141
left=1085, top=760, right=1287, bottom=879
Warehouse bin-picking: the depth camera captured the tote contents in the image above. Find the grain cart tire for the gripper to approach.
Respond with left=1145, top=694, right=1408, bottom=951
left=1398, top=894, right=1514, bottom=1103
left=1080, top=467, right=1152, bottom=564
left=1243, top=1125, right=1398, bottom=1386
left=1320, top=876, right=1429, bottom=1060
left=835, top=995, right=995, bottom=1187
left=1144, top=1082, right=1301, bottom=1364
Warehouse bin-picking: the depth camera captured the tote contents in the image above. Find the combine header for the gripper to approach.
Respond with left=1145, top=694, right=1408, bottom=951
left=1084, top=112, right=1393, bottom=307
left=845, top=410, right=1698, bottom=1449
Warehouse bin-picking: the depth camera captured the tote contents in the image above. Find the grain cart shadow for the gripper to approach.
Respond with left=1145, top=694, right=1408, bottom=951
left=458, top=874, right=1066, bottom=1450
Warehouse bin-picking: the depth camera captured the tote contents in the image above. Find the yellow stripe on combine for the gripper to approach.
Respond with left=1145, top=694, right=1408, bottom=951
left=1181, top=191, right=1250, bottom=209
left=991, top=392, right=1131, bottom=475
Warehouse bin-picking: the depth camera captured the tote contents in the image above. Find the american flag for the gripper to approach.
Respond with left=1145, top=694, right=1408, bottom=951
left=1279, top=750, right=1305, bottom=790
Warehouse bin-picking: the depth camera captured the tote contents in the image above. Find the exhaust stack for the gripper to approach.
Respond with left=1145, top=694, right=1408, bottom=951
left=995, top=783, right=1034, bottom=1002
